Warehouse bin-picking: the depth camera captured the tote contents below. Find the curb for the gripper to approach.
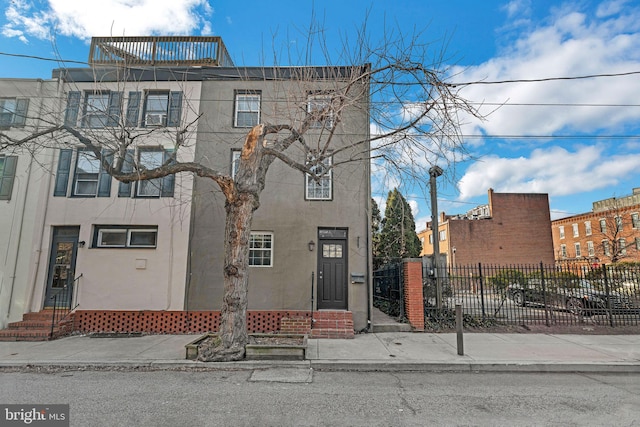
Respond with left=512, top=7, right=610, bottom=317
left=1, top=360, right=639, bottom=374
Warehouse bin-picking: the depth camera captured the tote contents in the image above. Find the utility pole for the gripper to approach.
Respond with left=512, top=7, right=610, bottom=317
left=429, top=165, right=443, bottom=309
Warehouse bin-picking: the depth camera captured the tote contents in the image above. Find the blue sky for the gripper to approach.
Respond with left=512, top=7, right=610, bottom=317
left=2, top=0, right=640, bottom=230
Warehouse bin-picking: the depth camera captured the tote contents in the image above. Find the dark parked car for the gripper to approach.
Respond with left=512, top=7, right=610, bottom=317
left=507, top=279, right=633, bottom=316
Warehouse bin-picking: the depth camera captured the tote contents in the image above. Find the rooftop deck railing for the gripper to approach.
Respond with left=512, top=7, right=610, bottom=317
left=89, top=36, right=234, bottom=67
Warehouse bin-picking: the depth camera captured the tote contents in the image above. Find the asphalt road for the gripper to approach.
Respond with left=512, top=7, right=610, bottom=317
left=2, top=369, right=639, bottom=426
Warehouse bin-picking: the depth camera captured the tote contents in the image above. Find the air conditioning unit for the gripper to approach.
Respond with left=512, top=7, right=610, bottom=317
left=145, top=113, right=166, bottom=127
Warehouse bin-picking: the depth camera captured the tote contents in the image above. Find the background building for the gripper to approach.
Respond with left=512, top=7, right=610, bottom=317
left=552, top=188, right=640, bottom=264
left=419, top=189, right=555, bottom=268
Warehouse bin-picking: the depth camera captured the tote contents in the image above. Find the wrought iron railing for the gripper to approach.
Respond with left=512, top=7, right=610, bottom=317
left=373, top=261, right=405, bottom=319
left=426, top=263, right=640, bottom=328
left=49, top=273, right=82, bottom=338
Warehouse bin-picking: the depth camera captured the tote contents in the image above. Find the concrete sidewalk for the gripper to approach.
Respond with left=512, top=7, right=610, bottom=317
left=1, top=332, right=639, bottom=373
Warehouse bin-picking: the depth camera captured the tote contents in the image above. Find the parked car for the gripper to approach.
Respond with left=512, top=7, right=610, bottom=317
left=507, top=279, right=633, bottom=316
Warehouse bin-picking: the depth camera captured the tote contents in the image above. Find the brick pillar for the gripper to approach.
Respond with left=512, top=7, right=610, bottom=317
left=403, top=260, right=424, bottom=331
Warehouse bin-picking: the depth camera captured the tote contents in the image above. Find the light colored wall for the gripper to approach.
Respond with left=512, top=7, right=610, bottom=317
left=0, top=79, right=59, bottom=328
left=187, top=70, right=371, bottom=330
left=29, top=80, right=201, bottom=313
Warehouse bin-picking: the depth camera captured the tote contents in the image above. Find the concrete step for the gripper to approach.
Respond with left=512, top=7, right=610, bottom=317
left=309, top=327, right=355, bottom=339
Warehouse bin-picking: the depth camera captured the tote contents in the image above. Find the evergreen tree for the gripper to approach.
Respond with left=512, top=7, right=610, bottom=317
left=371, top=198, right=383, bottom=269
left=377, top=189, right=421, bottom=265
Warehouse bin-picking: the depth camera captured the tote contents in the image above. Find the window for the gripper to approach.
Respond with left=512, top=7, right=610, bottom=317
left=635, top=237, right=640, bottom=251
left=439, top=230, right=447, bottom=241
left=73, top=150, right=112, bottom=197
left=600, top=219, right=607, bottom=233
left=572, top=223, right=579, bottom=237
left=615, top=216, right=623, bottom=232
left=619, top=238, right=627, bottom=255
left=249, top=232, right=273, bottom=267
left=94, top=225, right=158, bottom=248
left=632, top=213, right=640, bottom=229
left=428, top=234, right=433, bottom=244
left=234, top=92, right=260, bottom=127
left=585, top=221, right=592, bottom=236
left=307, top=93, right=335, bottom=128
left=574, top=243, right=581, bottom=258
left=0, top=155, right=18, bottom=200
left=603, top=240, right=611, bottom=256
left=82, top=92, right=111, bottom=128
left=587, top=241, right=595, bottom=257
left=0, top=98, right=28, bottom=127
left=143, top=91, right=183, bottom=127
left=559, top=226, right=565, bottom=239
left=136, top=150, right=164, bottom=197
left=560, top=244, right=567, bottom=258
left=305, top=155, right=332, bottom=200
left=322, top=243, right=343, bottom=258
left=231, top=150, right=241, bottom=178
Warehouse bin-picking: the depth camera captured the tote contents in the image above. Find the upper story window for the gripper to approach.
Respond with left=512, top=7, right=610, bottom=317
left=307, top=93, right=335, bottom=129
left=585, top=221, right=592, bottom=236
left=574, top=242, right=581, bottom=258
left=234, top=91, right=260, bottom=127
left=560, top=244, right=567, bottom=258
left=439, top=230, right=447, bottom=241
left=602, top=240, right=611, bottom=256
left=587, top=241, right=595, bottom=257
left=53, top=149, right=112, bottom=197
left=0, top=98, right=28, bottom=128
left=600, top=219, right=607, bottom=233
left=305, top=155, right=332, bottom=200
left=619, top=238, right=627, bottom=255
left=615, top=216, right=623, bottom=232
left=136, top=150, right=164, bottom=197
left=572, top=223, right=579, bottom=237
left=558, top=226, right=565, bottom=239
left=73, top=149, right=112, bottom=197
left=632, top=213, right=640, bottom=229
left=0, top=155, right=18, bottom=200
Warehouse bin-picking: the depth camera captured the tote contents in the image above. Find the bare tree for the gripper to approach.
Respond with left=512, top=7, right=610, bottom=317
left=594, top=203, right=639, bottom=264
left=0, top=26, right=480, bottom=361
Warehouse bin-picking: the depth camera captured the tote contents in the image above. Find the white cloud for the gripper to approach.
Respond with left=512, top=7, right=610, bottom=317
left=452, top=3, right=640, bottom=138
left=3, top=0, right=213, bottom=41
left=458, top=145, right=640, bottom=200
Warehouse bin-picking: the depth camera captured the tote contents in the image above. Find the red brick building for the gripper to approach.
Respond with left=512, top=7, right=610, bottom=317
left=551, top=188, right=640, bottom=264
left=418, top=189, right=555, bottom=268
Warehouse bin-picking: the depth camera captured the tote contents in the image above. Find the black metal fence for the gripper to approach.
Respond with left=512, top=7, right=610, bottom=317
left=373, top=261, right=404, bottom=319
left=427, top=262, right=640, bottom=328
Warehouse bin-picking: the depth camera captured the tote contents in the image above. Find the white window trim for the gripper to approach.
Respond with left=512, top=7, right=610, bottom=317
left=234, top=93, right=261, bottom=128
left=587, top=241, right=595, bottom=257
left=572, top=223, right=579, bottom=238
left=95, top=226, right=158, bottom=249
left=574, top=242, right=581, bottom=258
left=249, top=231, right=273, bottom=267
left=305, top=156, right=332, bottom=200
left=559, top=226, right=565, bottom=239
left=585, top=221, right=592, bottom=236
left=231, top=150, right=241, bottom=178
left=307, top=94, right=335, bottom=128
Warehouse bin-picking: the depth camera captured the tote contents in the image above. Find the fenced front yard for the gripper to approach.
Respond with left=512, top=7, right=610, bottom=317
left=374, top=259, right=640, bottom=330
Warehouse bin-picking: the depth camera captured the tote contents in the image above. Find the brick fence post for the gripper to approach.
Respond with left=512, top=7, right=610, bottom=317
left=403, top=259, right=424, bottom=331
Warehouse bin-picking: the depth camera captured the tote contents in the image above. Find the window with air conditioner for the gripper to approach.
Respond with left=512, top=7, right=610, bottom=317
left=144, top=92, right=169, bottom=127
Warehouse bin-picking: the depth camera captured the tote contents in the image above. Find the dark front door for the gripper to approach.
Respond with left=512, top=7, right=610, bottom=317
left=317, top=229, right=348, bottom=310
left=44, top=226, right=79, bottom=308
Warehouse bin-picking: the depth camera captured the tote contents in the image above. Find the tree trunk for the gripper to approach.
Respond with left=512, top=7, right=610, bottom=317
left=198, top=192, right=256, bottom=362
left=198, top=125, right=267, bottom=362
